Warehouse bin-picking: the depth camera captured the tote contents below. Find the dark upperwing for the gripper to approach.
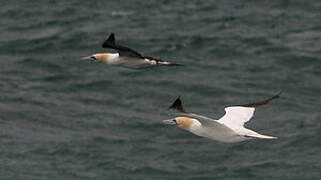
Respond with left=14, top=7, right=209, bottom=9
left=236, top=92, right=281, bottom=108
left=168, top=97, right=188, bottom=113
left=102, top=33, right=143, bottom=58
left=170, top=92, right=281, bottom=112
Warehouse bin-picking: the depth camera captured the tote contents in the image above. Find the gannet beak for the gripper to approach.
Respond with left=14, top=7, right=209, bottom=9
left=81, top=56, right=96, bottom=62
left=162, top=118, right=177, bottom=125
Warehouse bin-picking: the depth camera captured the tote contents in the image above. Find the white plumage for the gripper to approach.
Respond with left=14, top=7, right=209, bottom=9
left=163, top=94, right=280, bottom=143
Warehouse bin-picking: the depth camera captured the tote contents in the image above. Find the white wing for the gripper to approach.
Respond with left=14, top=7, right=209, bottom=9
left=217, top=106, right=255, bottom=127
left=217, top=93, right=281, bottom=128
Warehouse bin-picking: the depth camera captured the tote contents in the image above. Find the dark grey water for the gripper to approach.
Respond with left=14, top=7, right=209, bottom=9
left=1, top=1, right=320, bottom=179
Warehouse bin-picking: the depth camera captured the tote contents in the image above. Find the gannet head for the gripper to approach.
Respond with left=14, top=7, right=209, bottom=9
left=163, top=117, right=200, bottom=130
left=81, top=53, right=115, bottom=64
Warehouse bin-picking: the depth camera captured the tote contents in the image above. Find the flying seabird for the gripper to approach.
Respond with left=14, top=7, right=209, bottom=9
left=81, top=33, right=182, bottom=69
left=163, top=93, right=281, bottom=143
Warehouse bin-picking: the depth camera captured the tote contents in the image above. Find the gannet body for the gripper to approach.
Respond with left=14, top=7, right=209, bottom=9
left=82, top=33, right=182, bottom=69
left=163, top=94, right=280, bottom=143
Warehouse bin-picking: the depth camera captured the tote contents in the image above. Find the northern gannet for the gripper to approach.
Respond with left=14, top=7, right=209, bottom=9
left=81, top=33, right=182, bottom=69
left=163, top=93, right=280, bottom=143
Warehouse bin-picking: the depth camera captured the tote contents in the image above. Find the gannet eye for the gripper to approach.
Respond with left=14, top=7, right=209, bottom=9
left=90, top=56, right=96, bottom=61
left=173, top=119, right=177, bottom=124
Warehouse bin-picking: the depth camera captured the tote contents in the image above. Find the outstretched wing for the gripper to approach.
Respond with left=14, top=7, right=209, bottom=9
left=217, top=93, right=281, bottom=127
left=217, top=107, right=255, bottom=127
left=102, top=33, right=143, bottom=58
left=235, top=92, right=281, bottom=107
left=168, top=97, right=229, bottom=129
left=168, top=97, right=187, bottom=113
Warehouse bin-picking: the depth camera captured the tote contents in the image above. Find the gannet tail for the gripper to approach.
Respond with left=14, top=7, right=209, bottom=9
left=159, top=62, right=183, bottom=66
left=245, top=131, right=277, bottom=139
left=260, top=134, right=277, bottom=139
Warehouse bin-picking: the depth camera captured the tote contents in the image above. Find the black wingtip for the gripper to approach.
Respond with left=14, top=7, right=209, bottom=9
left=102, top=33, right=116, bottom=48
left=168, top=97, right=187, bottom=113
left=266, top=91, right=282, bottom=101
left=274, top=90, right=282, bottom=98
left=240, top=92, right=282, bottom=108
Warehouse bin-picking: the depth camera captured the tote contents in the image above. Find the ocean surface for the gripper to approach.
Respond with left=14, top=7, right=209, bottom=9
left=1, top=1, right=320, bottom=179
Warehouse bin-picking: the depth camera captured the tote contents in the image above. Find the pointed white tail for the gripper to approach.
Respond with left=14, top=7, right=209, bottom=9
left=257, top=134, right=278, bottom=139
left=246, top=133, right=277, bottom=139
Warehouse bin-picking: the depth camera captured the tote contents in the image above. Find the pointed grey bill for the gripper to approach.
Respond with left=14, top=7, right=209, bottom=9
left=81, top=56, right=97, bottom=62
left=163, top=118, right=177, bottom=125
left=81, top=56, right=91, bottom=60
